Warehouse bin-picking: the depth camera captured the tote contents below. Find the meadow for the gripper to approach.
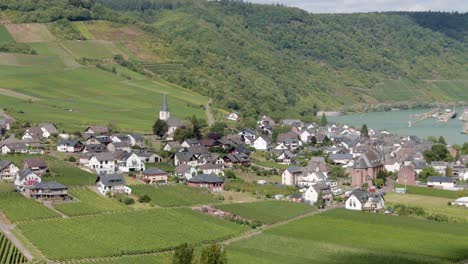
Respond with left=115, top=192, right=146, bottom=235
left=130, top=185, right=215, bottom=207
left=18, top=209, right=247, bottom=260
left=61, top=40, right=124, bottom=59
left=0, top=25, right=14, bottom=42
left=0, top=192, right=59, bottom=223
left=55, top=187, right=129, bottom=216
left=386, top=192, right=468, bottom=223
left=228, top=209, right=468, bottom=263
left=0, top=231, right=26, bottom=264
left=215, top=201, right=313, bottom=224
left=395, top=184, right=465, bottom=199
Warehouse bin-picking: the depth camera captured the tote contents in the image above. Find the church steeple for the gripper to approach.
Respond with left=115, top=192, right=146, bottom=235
left=159, top=94, right=170, bottom=121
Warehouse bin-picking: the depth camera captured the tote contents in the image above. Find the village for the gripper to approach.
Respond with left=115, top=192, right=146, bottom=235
left=0, top=95, right=466, bottom=215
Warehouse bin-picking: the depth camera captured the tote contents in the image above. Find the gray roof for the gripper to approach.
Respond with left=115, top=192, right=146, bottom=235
left=92, top=152, right=115, bottom=161
left=287, top=166, right=303, bottom=173
left=85, top=126, right=109, bottom=134
left=30, top=181, right=67, bottom=190
left=329, top=153, right=353, bottom=160
left=0, top=160, right=12, bottom=170
left=96, top=174, right=125, bottom=186
left=17, top=169, right=37, bottom=181
left=24, top=158, right=47, bottom=168
left=130, top=133, right=144, bottom=141
left=143, top=168, right=167, bottom=175
left=350, top=188, right=369, bottom=203
left=428, top=176, right=455, bottom=183
left=175, top=152, right=195, bottom=162
left=188, top=174, right=223, bottom=184
left=39, top=123, right=59, bottom=134
left=161, top=94, right=169, bottom=111
left=59, top=139, right=81, bottom=146
left=353, top=149, right=383, bottom=169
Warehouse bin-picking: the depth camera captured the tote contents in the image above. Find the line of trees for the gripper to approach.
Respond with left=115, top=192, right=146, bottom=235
left=172, top=243, right=227, bottom=264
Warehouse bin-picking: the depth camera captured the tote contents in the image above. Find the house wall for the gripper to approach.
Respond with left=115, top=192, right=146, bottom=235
left=188, top=182, right=224, bottom=192
left=345, top=195, right=363, bottom=210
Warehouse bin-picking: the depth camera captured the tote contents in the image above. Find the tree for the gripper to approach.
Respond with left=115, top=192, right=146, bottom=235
left=224, top=170, right=236, bottom=179
left=320, top=113, right=327, bottom=126
left=153, top=119, right=168, bottom=138
left=423, top=144, right=449, bottom=163
left=315, top=192, right=325, bottom=209
left=107, top=120, right=117, bottom=133
left=438, top=136, right=447, bottom=145
left=189, top=115, right=205, bottom=139
left=373, top=178, right=384, bottom=188
left=209, top=122, right=227, bottom=137
left=418, top=166, right=440, bottom=182
left=173, top=127, right=195, bottom=143
left=172, top=243, right=194, bottom=264
left=360, top=124, right=369, bottom=138
left=445, top=166, right=452, bottom=176
left=199, top=244, right=226, bottom=264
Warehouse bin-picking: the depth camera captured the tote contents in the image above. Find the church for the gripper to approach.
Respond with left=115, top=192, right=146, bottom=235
left=159, top=95, right=183, bottom=140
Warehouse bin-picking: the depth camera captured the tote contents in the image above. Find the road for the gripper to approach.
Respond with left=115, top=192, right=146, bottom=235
left=0, top=222, right=33, bottom=261
left=206, top=99, right=214, bottom=126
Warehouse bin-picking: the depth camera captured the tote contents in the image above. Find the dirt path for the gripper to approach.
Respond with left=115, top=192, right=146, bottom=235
left=0, top=108, right=15, bottom=121
left=0, top=222, right=33, bottom=261
left=0, top=88, right=40, bottom=101
left=206, top=99, right=214, bottom=126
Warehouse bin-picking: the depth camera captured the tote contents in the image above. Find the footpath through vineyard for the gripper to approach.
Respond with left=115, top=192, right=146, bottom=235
left=0, top=222, right=32, bottom=261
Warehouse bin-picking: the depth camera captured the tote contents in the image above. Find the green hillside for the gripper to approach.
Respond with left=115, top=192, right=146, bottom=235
left=0, top=0, right=467, bottom=123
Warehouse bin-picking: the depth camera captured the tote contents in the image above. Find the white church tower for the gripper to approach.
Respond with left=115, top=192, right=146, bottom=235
left=159, top=94, right=170, bottom=121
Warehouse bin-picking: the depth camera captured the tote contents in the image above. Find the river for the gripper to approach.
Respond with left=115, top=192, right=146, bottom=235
left=328, top=108, right=468, bottom=145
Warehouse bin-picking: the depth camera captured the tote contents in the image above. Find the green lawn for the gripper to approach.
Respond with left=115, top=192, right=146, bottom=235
left=215, top=201, right=313, bottom=224
left=55, top=187, right=130, bottom=216
left=130, top=185, right=215, bottom=207
left=228, top=209, right=468, bottom=263
left=90, top=254, right=172, bottom=264
left=0, top=25, right=14, bottom=42
left=0, top=192, right=59, bottom=223
left=146, top=162, right=175, bottom=173
left=61, top=40, right=124, bottom=59
left=386, top=192, right=468, bottom=223
left=0, top=181, right=14, bottom=193
left=18, top=209, right=247, bottom=260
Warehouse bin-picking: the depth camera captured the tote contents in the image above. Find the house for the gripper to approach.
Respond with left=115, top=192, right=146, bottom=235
left=84, top=126, right=109, bottom=136
left=128, top=133, right=145, bottom=148
left=27, top=181, right=68, bottom=201
left=299, top=130, right=314, bottom=143
left=87, top=152, right=116, bottom=175
left=0, top=160, right=19, bottom=180
left=174, top=152, right=199, bottom=166
left=85, top=135, right=112, bottom=145
left=384, top=159, right=400, bottom=173
left=0, top=118, right=13, bottom=131
left=289, top=194, right=303, bottom=203
left=275, top=150, right=295, bottom=165
left=282, top=166, right=303, bottom=186
left=39, top=123, right=59, bottom=137
left=304, top=184, right=332, bottom=206
left=452, top=197, right=468, bottom=207
left=110, top=134, right=132, bottom=145
left=329, top=153, right=353, bottom=166
left=83, top=144, right=108, bottom=153
left=23, top=158, right=48, bottom=176
left=307, top=157, right=329, bottom=176
left=345, top=189, right=385, bottom=212
left=1, top=142, right=28, bottom=155
left=431, top=161, right=449, bottom=175
left=277, top=132, right=301, bottom=150
left=397, top=165, right=417, bottom=186
left=449, top=161, right=466, bottom=177
left=141, top=168, right=168, bottom=184
left=351, top=149, right=384, bottom=187
left=57, top=140, right=84, bottom=153
left=159, top=95, right=183, bottom=139
left=253, top=136, right=269, bottom=151
left=134, top=150, right=162, bottom=163
left=188, top=174, right=224, bottom=192
left=298, top=169, right=328, bottom=187
left=15, top=169, right=41, bottom=192
left=114, top=151, right=145, bottom=173
left=427, top=176, right=456, bottom=189
left=175, top=164, right=197, bottom=180
left=199, top=163, right=224, bottom=176
left=163, top=142, right=182, bottom=152
left=107, top=142, right=132, bottom=153
left=22, top=127, right=44, bottom=140
left=181, top=139, right=200, bottom=148
left=96, top=174, right=131, bottom=195
left=226, top=112, right=239, bottom=121
left=223, top=153, right=250, bottom=167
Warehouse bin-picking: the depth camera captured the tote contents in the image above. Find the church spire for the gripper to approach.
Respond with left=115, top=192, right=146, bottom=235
left=159, top=94, right=170, bottom=121
left=161, top=94, right=169, bottom=111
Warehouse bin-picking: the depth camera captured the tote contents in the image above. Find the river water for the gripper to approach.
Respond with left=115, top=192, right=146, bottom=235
left=328, top=108, right=468, bottom=145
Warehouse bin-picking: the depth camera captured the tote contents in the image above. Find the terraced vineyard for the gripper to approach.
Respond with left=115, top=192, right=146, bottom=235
left=0, top=192, right=59, bottom=223
left=131, top=185, right=215, bottom=207
left=216, top=201, right=314, bottom=224
left=140, top=62, right=185, bottom=73
left=0, top=231, right=26, bottom=264
left=18, top=209, right=247, bottom=260
left=55, top=187, right=129, bottom=216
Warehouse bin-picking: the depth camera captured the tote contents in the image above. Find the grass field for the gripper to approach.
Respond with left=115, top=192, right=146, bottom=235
left=0, top=192, right=59, bottom=223
left=55, top=187, right=129, bottom=216
left=395, top=184, right=463, bottom=199
left=0, top=231, right=27, bottom=264
left=4, top=23, right=55, bottom=42
left=228, top=209, right=468, bottom=263
left=28, top=42, right=81, bottom=68
left=0, top=25, right=14, bottom=42
left=130, top=185, right=215, bottom=207
left=89, top=254, right=171, bottom=264
left=216, top=201, right=313, bottom=224
left=0, top=64, right=207, bottom=132
left=18, top=209, right=247, bottom=260
left=386, top=192, right=468, bottom=223
left=61, top=40, right=124, bottom=59
left=0, top=181, right=14, bottom=193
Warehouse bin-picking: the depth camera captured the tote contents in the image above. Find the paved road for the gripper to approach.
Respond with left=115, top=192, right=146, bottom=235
left=0, top=222, right=33, bottom=261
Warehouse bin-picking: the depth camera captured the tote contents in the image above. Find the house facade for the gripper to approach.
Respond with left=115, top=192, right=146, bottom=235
left=87, top=153, right=116, bottom=175
left=188, top=174, right=224, bottom=192
left=141, top=168, right=168, bottom=184
left=96, top=174, right=131, bottom=195
left=15, top=169, right=41, bottom=192
left=27, top=181, right=69, bottom=201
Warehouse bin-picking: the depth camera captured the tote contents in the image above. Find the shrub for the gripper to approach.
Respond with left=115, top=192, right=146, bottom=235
left=138, top=195, right=151, bottom=203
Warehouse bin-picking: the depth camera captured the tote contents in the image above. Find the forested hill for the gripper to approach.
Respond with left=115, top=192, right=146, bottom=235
left=1, top=0, right=468, bottom=120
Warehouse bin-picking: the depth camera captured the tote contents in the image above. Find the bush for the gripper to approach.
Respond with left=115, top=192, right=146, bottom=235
left=138, top=195, right=151, bottom=203
left=120, top=197, right=135, bottom=205
left=68, top=156, right=77, bottom=162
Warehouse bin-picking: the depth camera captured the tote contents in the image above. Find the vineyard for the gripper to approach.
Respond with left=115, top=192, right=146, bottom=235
left=130, top=185, right=215, bottom=207
left=140, top=62, right=185, bottom=74
left=18, top=209, right=247, bottom=260
left=0, top=231, right=26, bottom=264
left=55, top=187, right=130, bottom=216
left=216, top=201, right=314, bottom=224
left=0, top=192, right=59, bottom=222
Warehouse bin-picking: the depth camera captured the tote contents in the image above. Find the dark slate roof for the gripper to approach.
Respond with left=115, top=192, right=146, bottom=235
left=92, top=152, right=115, bottom=161
left=24, top=158, right=47, bottom=168
left=329, top=154, right=353, bottom=160
left=96, top=174, right=125, bottom=186
left=143, top=168, right=167, bottom=175
left=130, top=133, right=144, bottom=141
left=175, top=152, right=195, bottom=162
left=428, top=176, right=455, bottom=183
left=353, top=149, right=383, bottom=169
left=188, top=174, right=224, bottom=184
left=17, top=169, right=37, bottom=181
left=2, top=142, right=27, bottom=150
left=30, top=181, right=67, bottom=190
left=0, top=160, right=12, bottom=170
left=85, top=126, right=109, bottom=134
left=287, top=166, right=303, bottom=173
left=39, top=123, right=59, bottom=134
left=59, top=139, right=81, bottom=146
left=350, top=188, right=369, bottom=203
